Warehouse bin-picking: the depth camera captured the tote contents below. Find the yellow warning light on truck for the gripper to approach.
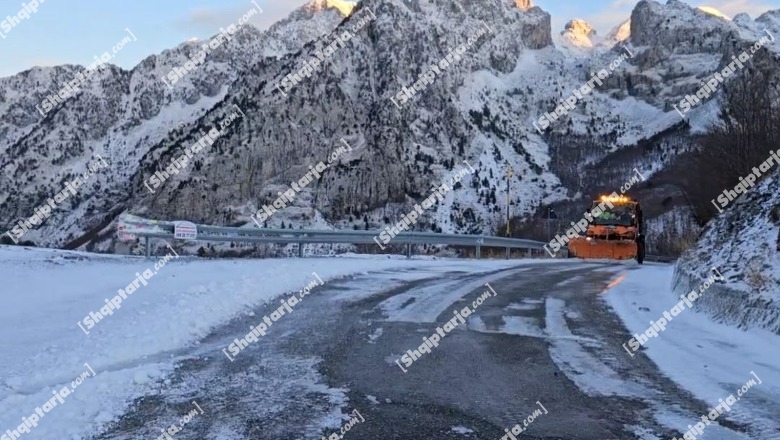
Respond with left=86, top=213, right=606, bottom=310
left=600, top=194, right=631, bottom=203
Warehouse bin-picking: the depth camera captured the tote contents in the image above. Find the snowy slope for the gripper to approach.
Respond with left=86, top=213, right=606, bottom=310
left=673, top=165, right=780, bottom=334
left=0, top=245, right=533, bottom=440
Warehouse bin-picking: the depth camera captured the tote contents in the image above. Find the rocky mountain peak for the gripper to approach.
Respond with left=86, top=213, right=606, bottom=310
left=600, top=19, right=631, bottom=47
left=560, top=18, right=596, bottom=48
left=630, top=0, right=731, bottom=51
left=305, top=0, right=357, bottom=16
left=563, top=19, right=595, bottom=37
left=696, top=6, right=730, bottom=21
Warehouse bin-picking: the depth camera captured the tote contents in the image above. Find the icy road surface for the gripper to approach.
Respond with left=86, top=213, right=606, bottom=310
left=0, top=246, right=778, bottom=439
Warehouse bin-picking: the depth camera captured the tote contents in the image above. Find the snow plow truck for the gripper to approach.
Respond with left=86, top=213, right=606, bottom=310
left=568, top=195, right=645, bottom=264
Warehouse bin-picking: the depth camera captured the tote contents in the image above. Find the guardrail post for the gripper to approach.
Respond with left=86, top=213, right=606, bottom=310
left=476, top=244, right=481, bottom=259
left=406, top=239, right=412, bottom=259
left=145, top=236, right=150, bottom=258
left=506, top=247, right=510, bottom=260
left=298, top=242, right=304, bottom=258
left=527, top=248, right=532, bottom=258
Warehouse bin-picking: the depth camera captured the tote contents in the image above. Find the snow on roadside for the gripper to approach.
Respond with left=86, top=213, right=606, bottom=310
left=604, top=266, right=780, bottom=438
left=0, top=246, right=537, bottom=440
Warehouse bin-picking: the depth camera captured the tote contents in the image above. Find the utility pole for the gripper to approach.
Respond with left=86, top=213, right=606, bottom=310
left=547, top=208, right=551, bottom=241
left=505, top=163, right=513, bottom=238
left=547, top=206, right=552, bottom=241
left=545, top=207, right=557, bottom=242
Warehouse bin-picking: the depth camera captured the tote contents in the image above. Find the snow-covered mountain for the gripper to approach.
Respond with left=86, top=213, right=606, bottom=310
left=0, top=0, right=354, bottom=247
left=0, top=0, right=778, bottom=254
left=599, top=19, right=631, bottom=48
left=559, top=19, right=597, bottom=49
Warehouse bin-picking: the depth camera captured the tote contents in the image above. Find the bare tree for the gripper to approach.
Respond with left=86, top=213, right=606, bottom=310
left=677, top=59, right=780, bottom=223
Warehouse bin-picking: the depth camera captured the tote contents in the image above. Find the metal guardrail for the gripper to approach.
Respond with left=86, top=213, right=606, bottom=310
left=120, top=217, right=549, bottom=259
left=120, top=217, right=677, bottom=262
left=645, top=255, right=677, bottom=263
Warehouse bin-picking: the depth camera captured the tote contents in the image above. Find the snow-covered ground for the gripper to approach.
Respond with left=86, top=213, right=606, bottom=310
left=4, top=244, right=777, bottom=439
left=605, top=266, right=780, bottom=439
left=0, top=245, right=560, bottom=440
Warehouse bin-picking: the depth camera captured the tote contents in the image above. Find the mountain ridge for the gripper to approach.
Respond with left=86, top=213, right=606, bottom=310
left=0, top=0, right=777, bottom=255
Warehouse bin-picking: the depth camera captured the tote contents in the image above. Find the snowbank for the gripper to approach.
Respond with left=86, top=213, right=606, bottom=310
left=674, top=166, right=780, bottom=334
left=0, top=245, right=535, bottom=439
left=605, top=266, right=780, bottom=438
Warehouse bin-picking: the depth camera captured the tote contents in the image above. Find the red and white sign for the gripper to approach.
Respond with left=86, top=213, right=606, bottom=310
left=116, top=224, right=136, bottom=241
left=174, top=221, right=198, bottom=240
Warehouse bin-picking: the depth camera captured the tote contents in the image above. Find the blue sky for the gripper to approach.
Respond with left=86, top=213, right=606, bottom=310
left=0, top=0, right=777, bottom=78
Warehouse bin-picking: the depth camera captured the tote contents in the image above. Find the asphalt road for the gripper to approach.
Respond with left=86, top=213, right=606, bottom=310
left=94, top=261, right=750, bottom=440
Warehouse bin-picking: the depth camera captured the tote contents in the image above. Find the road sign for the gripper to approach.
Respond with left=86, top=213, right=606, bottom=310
left=174, top=221, right=198, bottom=240
left=116, top=225, right=136, bottom=241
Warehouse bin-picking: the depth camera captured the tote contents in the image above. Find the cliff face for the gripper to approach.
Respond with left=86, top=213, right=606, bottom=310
left=131, top=0, right=558, bottom=237
left=0, top=0, right=353, bottom=246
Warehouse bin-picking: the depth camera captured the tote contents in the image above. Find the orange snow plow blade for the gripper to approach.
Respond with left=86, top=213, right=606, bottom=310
left=568, top=237, right=637, bottom=260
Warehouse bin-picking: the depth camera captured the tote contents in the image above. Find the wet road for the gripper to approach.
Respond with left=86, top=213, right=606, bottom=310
left=93, top=261, right=744, bottom=440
